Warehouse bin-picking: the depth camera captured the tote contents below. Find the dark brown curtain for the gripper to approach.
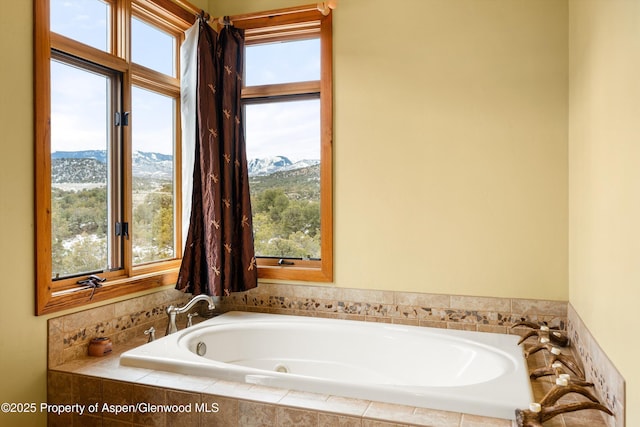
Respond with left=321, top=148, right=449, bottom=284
left=176, top=20, right=257, bottom=296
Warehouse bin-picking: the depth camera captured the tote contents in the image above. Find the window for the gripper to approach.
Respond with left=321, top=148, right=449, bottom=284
left=35, top=0, right=193, bottom=314
left=235, top=6, right=333, bottom=281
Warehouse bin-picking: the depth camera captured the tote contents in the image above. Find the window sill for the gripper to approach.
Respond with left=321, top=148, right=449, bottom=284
left=257, top=263, right=332, bottom=282
left=37, top=268, right=179, bottom=315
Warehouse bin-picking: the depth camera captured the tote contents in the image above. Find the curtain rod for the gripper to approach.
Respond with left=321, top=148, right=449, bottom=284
left=210, top=1, right=337, bottom=27
left=166, top=0, right=336, bottom=29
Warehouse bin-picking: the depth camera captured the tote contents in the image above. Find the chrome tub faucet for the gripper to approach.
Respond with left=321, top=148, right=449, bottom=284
left=165, top=294, right=215, bottom=335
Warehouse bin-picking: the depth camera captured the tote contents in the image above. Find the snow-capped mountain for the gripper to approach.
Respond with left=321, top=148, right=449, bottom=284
left=51, top=150, right=319, bottom=183
left=247, top=156, right=319, bottom=176
left=51, top=150, right=173, bottom=183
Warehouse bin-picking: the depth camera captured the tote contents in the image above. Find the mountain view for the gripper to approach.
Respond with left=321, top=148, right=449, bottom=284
left=51, top=150, right=321, bottom=278
left=51, top=151, right=318, bottom=182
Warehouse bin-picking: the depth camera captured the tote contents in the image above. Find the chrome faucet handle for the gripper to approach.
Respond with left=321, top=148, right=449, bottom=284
left=165, top=294, right=215, bottom=335
left=144, top=326, right=156, bottom=342
left=186, top=312, right=199, bottom=328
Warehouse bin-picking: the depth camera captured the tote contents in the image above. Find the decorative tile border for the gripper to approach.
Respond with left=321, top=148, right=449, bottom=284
left=212, top=283, right=568, bottom=334
left=567, top=303, right=625, bottom=427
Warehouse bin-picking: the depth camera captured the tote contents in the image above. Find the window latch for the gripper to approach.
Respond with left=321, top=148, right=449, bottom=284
left=116, top=222, right=129, bottom=239
left=77, top=275, right=106, bottom=300
left=115, top=111, right=130, bottom=126
left=277, top=259, right=295, bottom=266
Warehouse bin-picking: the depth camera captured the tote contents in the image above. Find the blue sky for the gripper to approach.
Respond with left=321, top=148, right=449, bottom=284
left=50, top=0, right=320, bottom=161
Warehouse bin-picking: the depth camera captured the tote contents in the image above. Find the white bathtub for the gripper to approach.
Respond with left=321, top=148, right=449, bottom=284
left=120, top=311, right=532, bottom=419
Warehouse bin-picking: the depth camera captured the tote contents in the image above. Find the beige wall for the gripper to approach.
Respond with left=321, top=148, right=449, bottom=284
left=1, top=0, right=572, bottom=425
left=569, top=1, right=640, bottom=425
left=0, top=1, right=46, bottom=425
left=215, top=0, right=569, bottom=300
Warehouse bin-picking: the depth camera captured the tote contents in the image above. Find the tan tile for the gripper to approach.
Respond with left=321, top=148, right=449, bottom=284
left=394, top=292, right=450, bottom=308
left=365, top=402, right=460, bottom=426
left=48, top=316, right=64, bottom=342
left=276, top=406, right=318, bottom=426
left=540, top=415, right=565, bottom=427
left=71, top=374, right=102, bottom=406
left=460, top=413, right=513, bottom=426
left=74, top=360, right=152, bottom=383
left=203, top=380, right=268, bottom=403
left=114, top=293, right=150, bottom=317
left=245, top=384, right=290, bottom=403
left=279, top=391, right=369, bottom=417
left=451, top=295, right=511, bottom=312
left=102, top=379, right=134, bottom=422
left=200, top=395, right=238, bottom=427
left=341, top=288, right=394, bottom=305
left=447, top=322, right=478, bottom=331
left=166, top=389, right=200, bottom=427
left=561, top=406, right=609, bottom=426
left=411, top=407, right=463, bottom=426
left=511, top=299, right=567, bottom=317
left=47, top=412, right=74, bottom=427
left=390, top=317, right=419, bottom=326
left=366, top=316, right=392, bottom=323
left=288, top=284, right=338, bottom=300
left=318, top=413, right=362, bottom=427
left=102, top=417, right=134, bottom=426
left=419, top=320, right=448, bottom=329
left=238, top=400, right=277, bottom=426
left=47, top=371, right=73, bottom=404
left=72, top=414, right=102, bottom=426
left=62, top=342, right=91, bottom=364
left=477, top=324, right=508, bottom=334
left=63, top=304, right=115, bottom=332
left=132, top=384, right=166, bottom=426
left=362, top=420, right=410, bottom=427
left=277, top=390, right=329, bottom=411
left=136, top=371, right=217, bottom=392
left=48, top=337, right=65, bottom=368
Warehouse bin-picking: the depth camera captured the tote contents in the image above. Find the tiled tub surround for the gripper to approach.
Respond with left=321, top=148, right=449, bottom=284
left=48, top=289, right=191, bottom=368
left=48, top=335, right=612, bottom=427
left=120, top=311, right=533, bottom=419
left=46, top=284, right=618, bottom=426
left=567, top=304, right=625, bottom=427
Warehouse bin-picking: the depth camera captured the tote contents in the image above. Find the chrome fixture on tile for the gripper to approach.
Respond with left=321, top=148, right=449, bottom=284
left=515, top=377, right=612, bottom=426
left=165, top=294, right=215, bottom=335
left=144, top=326, right=156, bottom=342
left=186, top=312, right=199, bottom=328
left=512, top=321, right=569, bottom=347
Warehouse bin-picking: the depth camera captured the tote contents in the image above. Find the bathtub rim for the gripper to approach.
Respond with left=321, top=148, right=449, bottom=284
left=120, top=310, right=533, bottom=419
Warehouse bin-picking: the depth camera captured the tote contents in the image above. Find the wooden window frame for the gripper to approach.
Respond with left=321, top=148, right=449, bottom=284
left=236, top=6, right=333, bottom=282
left=34, top=0, right=194, bottom=315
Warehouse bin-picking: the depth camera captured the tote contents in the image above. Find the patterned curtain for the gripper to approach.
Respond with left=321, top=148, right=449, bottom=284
left=176, top=19, right=258, bottom=296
